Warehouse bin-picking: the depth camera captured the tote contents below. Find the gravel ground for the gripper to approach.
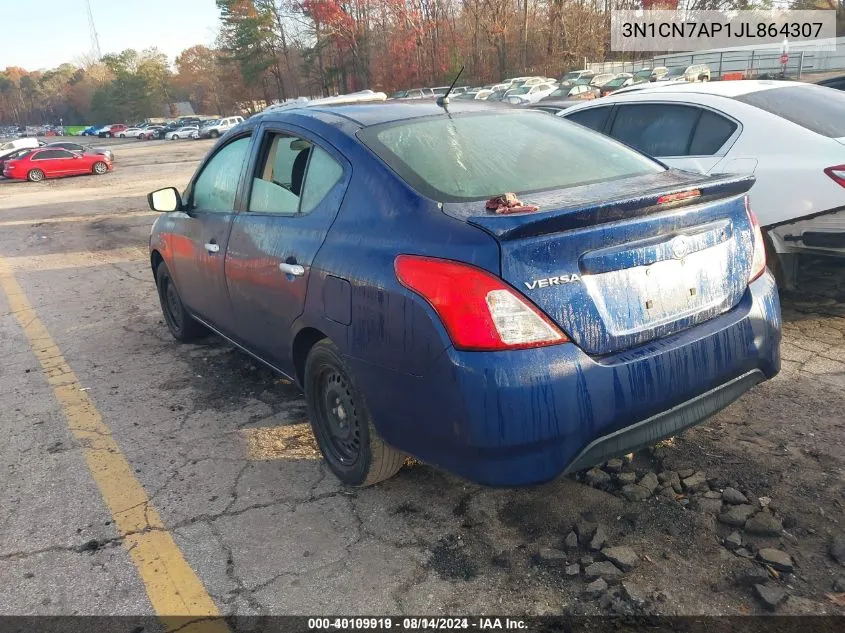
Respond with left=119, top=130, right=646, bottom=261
left=0, top=137, right=844, bottom=618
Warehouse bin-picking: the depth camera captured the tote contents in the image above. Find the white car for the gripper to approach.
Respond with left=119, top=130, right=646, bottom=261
left=560, top=69, right=595, bottom=84
left=0, top=137, right=41, bottom=161
left=198, top=116, right=244, bottom=138
left=169, top=126, right=199, bottom=140
left=117, top=127, right=143, bottom=138
left=589, top=73, right=619, bottom=87
left=559, top=81, right=845, bottom=287
left=506, top=83, right=556, bottom=105
left=660, top=64, right=711, bottom=83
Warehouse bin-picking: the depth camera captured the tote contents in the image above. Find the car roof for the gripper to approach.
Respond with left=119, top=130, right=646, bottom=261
left=255, top=100, right=511, bottom=128
left=598, top=79, right=805, bottom=100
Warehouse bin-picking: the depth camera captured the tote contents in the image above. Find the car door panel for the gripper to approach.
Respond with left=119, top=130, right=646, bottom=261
left=168, top=135, right=254, bottom=335
left=224, top=125, right=351, bottom=374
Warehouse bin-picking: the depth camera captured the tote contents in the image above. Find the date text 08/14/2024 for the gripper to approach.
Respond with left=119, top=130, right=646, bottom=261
left=307, top=617, right=528, bottom=630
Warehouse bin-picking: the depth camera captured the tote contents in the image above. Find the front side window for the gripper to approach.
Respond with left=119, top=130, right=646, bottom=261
left=248, top=133, right=343, bottom=215
left=360, top=110, right=662, bottom=201
left=192, top=136, right=251, bottom=212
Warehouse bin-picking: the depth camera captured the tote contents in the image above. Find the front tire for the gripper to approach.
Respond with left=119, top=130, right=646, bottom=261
left=171, top=134, right=178, bottom=140
left=210, top=130, right=219, bottom=138
left=27, top=169, right=44, bottom=182
left=155, top=261, right=207, bottom=342
left=92, top=161, right=108, bottom=175
left=304, top=339, right=406, bottom=486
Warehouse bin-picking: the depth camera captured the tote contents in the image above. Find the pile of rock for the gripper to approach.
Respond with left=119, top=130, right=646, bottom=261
left=578, top=459, right=802, bottom=612
left=536, top=513, right=655, bottom=614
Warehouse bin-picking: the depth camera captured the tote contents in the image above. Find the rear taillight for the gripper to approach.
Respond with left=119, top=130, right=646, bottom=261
left=824, top=165, right=845, bottom=188
left=746, top=197, right=766, bottom=282
left=394, top=255, right=568, bottom=351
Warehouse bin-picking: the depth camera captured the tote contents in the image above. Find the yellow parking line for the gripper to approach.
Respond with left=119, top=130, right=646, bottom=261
left=5, top=247, right=148, bottom=272
left=0, top=258, right=229, bottom=632
left=0, top=210, right=158, bottom=228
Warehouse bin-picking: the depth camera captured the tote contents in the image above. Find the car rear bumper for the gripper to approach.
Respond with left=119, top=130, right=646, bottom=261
left=351, top=272, right=781, bottom=486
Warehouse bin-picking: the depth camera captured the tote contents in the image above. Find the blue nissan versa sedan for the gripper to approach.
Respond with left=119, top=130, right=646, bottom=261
left=147, top=94, right=782, bottom=487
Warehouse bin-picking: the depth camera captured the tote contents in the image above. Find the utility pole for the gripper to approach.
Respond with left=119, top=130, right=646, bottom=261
left=86, top=0, right=102, bottom=61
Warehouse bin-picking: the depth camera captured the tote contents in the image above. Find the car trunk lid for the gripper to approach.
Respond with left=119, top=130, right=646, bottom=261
left=447, top=171, right=756, bottom=356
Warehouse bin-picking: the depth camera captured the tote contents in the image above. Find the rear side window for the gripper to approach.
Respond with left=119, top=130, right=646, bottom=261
left=566, top=106, right=611, bottom=132
left=32, top=150, right=62, bottom=160
left=248, top=134, right=342, bottom=215
left=359, top=111, right=662, bottom=201
left=734, top=85, right=845, bottom=137
left=610, top=104, right=700, bottom=157
left=689, top=110, right=737, bottom=155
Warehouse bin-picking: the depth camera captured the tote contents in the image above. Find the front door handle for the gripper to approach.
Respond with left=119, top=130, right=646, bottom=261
left=279, top=262, right=305, bottom=277
left=204, top=242, right=219, bottom=253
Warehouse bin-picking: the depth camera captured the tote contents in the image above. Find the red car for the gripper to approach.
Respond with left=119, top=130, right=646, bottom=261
left=98, top=124, right=127, bottom=138
left=2, top=148, right=112, bottom=182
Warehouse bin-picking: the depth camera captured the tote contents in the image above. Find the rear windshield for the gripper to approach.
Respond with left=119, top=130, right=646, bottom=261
left=734, top=85, right=845, bottom=138
left=358, top=111, right=663, bottom=201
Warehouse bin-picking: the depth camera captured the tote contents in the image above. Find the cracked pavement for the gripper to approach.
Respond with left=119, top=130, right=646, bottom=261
left=1, top=139, right=844, bottom=618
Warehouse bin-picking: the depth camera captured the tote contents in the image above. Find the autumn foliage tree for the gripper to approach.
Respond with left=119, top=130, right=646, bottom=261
left=3, top=0, right=845, bottom=125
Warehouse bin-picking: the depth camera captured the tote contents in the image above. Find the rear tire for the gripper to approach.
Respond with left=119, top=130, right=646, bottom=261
left=92, top=161, right=108, bottom=175
left=27, top=169, right=44, bottom=182
left=155, top=261, right=208, bottom=342
left=304, top=339, right=406, bottom=487
left=210, top=130, right=219, bottom=138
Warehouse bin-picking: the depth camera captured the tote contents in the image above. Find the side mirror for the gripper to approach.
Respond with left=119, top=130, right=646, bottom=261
left=148, top=187, right=182, bottom=212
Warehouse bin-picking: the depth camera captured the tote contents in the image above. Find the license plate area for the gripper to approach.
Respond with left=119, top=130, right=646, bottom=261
left=583, top=241, right=733, bottom=337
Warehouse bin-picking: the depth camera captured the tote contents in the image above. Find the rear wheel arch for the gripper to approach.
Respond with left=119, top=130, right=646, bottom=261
left=292, top=327, right=329, bottom=386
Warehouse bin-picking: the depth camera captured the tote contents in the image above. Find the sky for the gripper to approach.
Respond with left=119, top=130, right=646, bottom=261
left=1, top=0, right=222, bottom=71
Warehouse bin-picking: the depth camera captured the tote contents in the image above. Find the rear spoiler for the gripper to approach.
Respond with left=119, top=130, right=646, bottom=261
left=467, top=174, right=755, bottom=241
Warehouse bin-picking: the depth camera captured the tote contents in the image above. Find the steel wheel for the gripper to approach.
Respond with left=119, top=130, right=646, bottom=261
left=304, top=339, right=406, bottom=486
left=154, top=261, right=207, bottom=342
left=163, top=277, right=183, bottom=332
left=315, top=369, right=362, bottom=467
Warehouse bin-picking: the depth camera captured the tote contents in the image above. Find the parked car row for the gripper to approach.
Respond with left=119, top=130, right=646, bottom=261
left=387, top=66, right=712, bottom=112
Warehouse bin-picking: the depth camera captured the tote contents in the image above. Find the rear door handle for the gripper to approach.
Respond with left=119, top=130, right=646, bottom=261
left=279, top=262, right=305, bottom=277
left=204, top=242, right=219, bottom=253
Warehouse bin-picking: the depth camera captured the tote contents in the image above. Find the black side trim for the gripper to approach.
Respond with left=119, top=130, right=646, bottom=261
left=189, top=313, right=300, bottom=385
left=787, top=232, right=845, bottom=248
left=766, top=204, right=845, bottom=230
left=563, top=370, right=764, bottom=474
